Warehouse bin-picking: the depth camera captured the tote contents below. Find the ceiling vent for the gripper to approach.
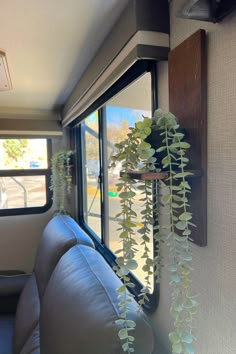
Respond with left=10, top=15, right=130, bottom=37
left=178, top=0, right=236, bottom=22
left=0, top=51, right=12, bottom=91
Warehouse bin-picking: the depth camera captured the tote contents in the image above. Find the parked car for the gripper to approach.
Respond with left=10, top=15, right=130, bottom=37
left=29, top=161, right=41, bottom=168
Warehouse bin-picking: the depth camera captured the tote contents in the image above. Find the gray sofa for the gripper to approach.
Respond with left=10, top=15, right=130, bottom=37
left=0, top=215, right=154, bottom=354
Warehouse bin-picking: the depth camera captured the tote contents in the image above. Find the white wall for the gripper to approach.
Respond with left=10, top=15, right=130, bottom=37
left=151, top=2, right=236, bottom=353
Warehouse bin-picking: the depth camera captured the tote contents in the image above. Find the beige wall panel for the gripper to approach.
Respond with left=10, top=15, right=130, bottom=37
left=0, top=211, right=53, bottom=272
left=151, top=2, right=236, bottom=353
left=0, top=135, right=71, bottom=272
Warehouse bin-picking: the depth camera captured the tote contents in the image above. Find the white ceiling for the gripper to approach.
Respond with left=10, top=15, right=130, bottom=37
left=0, top=0, right=129, bottom=112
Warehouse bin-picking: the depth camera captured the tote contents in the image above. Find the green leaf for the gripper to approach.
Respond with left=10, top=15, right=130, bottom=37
left=144, top=127, right=152, bottom=136
left=174, top=132, right=184, bottom=139
left=181, top=181, right=191, bottom=189
left=126, top=320, right=136, bottom=328
left=184, top=343, right=195, bottom=354
left=167, top=264, right=177, bottom=272
left=119, top=231, right=128, bottom=239
left=162, top=156, right=171, bottom=165
left=176, top=221, right=187, bottom=230
left=182, top=334, right=193, bottom=344
left=179, top=212, right=192, bottom=221
left=126, top=259, right=138, bottom=270
left=139, top=148, right=155, bottom=159
left=119, top=191, right=136, bottom=199
left=183, top=229, right=191, bottom=236
left=162, top=194, right=171, bottom=204
left=116, top=285, right=126, bottom=293
left=171, top=142, right=190, bottom=149
left=170, top=273, right=181, bottom=283
left=175, top=172, right=193, bottom=178
left=156, top=146, right=166, bottom=153
left=118, top=328, right=128, bottom=340
left=180, top=252, right=192, bottom=261
left=169, top=332, right=181, bottom=344
left=172, top=343, right=183, bottom=353
left=115, top=319, right=125, bottom=326
left=140, top=141, right=151, bottom=150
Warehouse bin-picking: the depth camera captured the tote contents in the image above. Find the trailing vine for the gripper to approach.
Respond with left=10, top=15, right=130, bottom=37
left=154, top=110, right=198, bottom=354
left=111, top=110, right=198, bottom=354
left=50, top=150, right=73, bottom=214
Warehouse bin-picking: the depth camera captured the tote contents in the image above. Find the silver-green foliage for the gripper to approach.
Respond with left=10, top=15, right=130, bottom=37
left=153, top=110, right=198, bottom=354
left=50, top=150, right=73, bottom=214
left=111, top=110, right=198, bottom=354
left=111, top=118, right=156, bottom=353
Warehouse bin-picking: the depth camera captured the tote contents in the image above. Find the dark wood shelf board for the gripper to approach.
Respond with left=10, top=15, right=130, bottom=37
left=120, top=170, right=168, bottom=180
left=120, top=170, right=203, bottom=181
left=168, top=29, right=207, bottom=247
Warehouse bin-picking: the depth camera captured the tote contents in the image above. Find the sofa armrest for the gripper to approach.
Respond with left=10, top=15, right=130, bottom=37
left=0, top=272, right=31, bottom=314
left=0, top=272, right=31, bottom=296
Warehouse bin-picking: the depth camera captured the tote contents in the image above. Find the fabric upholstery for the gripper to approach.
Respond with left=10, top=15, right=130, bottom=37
left=0, top=315, right=14, bottom=354
left=40, top=245, right=154, bottom=354
left=13, top=274, right=40, bottom=354
left=34, top=214, right=94, bottom=299
left=19, top=324, right=40, bottom=354
left=0, top=274, right=30, bottom=297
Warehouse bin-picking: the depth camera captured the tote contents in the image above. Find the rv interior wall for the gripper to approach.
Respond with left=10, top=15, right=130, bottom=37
left=0, top=132, right=71, bottom=272
left=151, top=1, right=236, bottom=353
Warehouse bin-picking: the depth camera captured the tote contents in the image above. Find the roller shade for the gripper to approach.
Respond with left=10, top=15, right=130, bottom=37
left=0, top=118, right=62, bottom=137
left=0, top=109, right=62, bottom=137
left=62, top=0, right=170, bottom=127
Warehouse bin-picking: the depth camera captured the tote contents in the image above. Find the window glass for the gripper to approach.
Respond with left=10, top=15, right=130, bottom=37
left=0, top=139, right=48, bottom=169
left=81, top=112, right=101, bottom=237
left=0, top=176, right=46, bottom=209
left=105, top=73, right=154, bottom=288
left=0, top=138, right=51, bottom=215
left=78, top=68, right=156, bottom=293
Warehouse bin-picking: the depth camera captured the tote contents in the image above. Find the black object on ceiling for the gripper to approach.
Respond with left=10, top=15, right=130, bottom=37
left=178, top=0, right=236, bottom=22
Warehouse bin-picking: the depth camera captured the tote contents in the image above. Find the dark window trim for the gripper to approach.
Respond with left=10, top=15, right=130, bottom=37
left=70, top=60, right=155, bottom=128
left=0, top=139, right=52, bottom=217
left=75, top=60, right=159, bottom=312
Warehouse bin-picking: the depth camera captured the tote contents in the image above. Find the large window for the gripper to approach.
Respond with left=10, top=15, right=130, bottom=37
left=76, top=62, right=158, bottom=307
left=0, top=138, right=52, bottom=216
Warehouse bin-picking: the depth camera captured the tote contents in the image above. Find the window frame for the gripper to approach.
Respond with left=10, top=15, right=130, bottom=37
left=75, top=60, right=159, bottom=312
left=0, top=138, right=52, bottom=217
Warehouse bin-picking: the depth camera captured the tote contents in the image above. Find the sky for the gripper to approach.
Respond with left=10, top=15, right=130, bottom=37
left=86, top=106, right=151, bottom=127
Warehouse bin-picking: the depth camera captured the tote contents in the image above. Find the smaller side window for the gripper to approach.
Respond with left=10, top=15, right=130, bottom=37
left=0, top=138, right=52, bottom=216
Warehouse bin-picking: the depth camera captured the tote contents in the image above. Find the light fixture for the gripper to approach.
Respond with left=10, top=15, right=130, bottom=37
left=0, top=51, right=12, bottom=91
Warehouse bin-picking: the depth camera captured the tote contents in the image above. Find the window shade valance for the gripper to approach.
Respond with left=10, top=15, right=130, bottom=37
left=62, top=0, right=170, bottom=127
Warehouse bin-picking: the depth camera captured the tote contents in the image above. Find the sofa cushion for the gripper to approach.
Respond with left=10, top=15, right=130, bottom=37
left=34, top=214, right=94, bottom=298
left=13, top=274, right=40, bottom=354
left=19, top=324, right=40, bottom=354
left=40, top=245, right=154, bottom=354
left=0, top=314, right=14, bottom=354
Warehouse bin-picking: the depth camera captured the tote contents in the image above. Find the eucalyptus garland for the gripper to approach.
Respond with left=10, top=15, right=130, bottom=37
left=111, top=110, right=198, bottom=354
left=50, top=150, right=73, bottom=214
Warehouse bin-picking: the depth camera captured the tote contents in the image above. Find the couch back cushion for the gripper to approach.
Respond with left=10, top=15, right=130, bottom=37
left=34, top=215, right=94, bottom=298
left=14, top=274, right=40, bottom=354
left=40, top=245, right=154, bottom=354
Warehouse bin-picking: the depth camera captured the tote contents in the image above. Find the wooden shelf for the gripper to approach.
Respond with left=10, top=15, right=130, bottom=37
left=120, top=170, right=168, bottom=180
left=169, top=29, right=207, bottom=247
left=120, top=170, right=203, bottom=181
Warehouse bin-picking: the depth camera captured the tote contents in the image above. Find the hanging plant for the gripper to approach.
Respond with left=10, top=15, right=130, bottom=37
left=111, top=109, right=198, bottom=354
left=50, top=150, right=74, bottom=214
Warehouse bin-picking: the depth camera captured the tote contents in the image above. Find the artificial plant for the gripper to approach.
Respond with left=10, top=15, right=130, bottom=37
left=50, top=150, right=73, bottom=214
left=111, top=109, right=198, bottom=354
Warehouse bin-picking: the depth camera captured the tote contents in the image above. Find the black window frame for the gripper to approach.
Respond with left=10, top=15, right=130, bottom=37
left=0, top=138, right=52, bottom=217
left=75, top=60, right=159, bottom=312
